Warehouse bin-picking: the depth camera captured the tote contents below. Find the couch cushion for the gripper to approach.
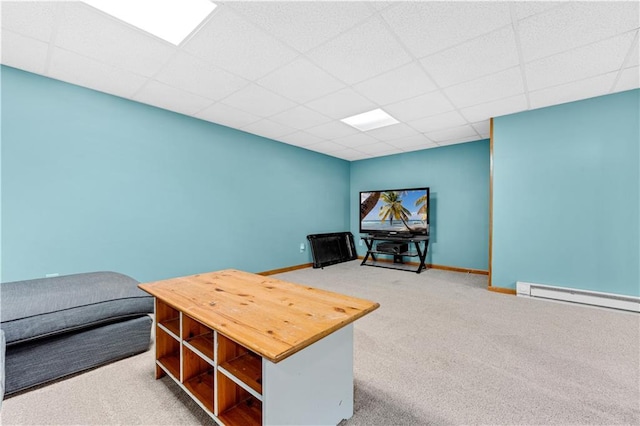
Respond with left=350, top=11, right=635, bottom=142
left=1, top=272, right=153, bottom=345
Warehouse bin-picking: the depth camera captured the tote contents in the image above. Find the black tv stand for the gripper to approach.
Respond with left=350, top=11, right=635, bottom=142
left=361, top=234, right=430, bottom=273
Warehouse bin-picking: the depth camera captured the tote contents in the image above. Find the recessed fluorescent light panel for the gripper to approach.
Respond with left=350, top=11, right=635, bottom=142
left=83, top=0, right=217, bottom=45
left=341, top=108, right=400, bottom=132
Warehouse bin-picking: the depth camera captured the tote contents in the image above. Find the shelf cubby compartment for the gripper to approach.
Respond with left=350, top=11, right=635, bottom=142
left=182, top=345, right=215, bottom=413
left=156, top=327, right=180, bottom=380
left=182, top=314, right=214, bottom=365
left=217, top=334, right=263, bottom=397
left=156, top=299, right=180, bottom=338
left=217, top=372, right=262, bottom=426
left=219, top=351, right=262, bottom=395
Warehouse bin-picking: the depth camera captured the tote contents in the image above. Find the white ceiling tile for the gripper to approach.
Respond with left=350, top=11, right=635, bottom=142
left=426, top=125, right=478, bottom=143
left=627, top=36, right=639, bottom=68
left=323, top=147, right=356, bottom=157
left=195, top=102, right=261, bottom=129
left=49, top=48, right=148, bottom=99
left=305, top=120, right=360, bottom=139
left=332, top=133, right=379, bottom=148
left=471, top=120, right=491, bottom=136
left=375, top=149, right=405, bottom=158
left=154, top=52, right=248, bottom=101
left=409, top=111, right=468, bottom=134
left=370, top=2, right=394, bottom=12
left=437, top=135, right=482, bottom=146
left=55, top=3, right=176, bottom=77
left=460, top=94, right=528, bottom=122
left=1, top=1, right=59, bottom=42
left=421, top=26, right=519, bottom=88
left=220, top=84, right=297, bottom=118
left=614, top=66, right=640, bottom=93
left=133, top=80, right=213, bottom=116
left=387, top=134, right=437, bottom=149
left=331, top=148, right=370, bottom=161
left=365, top=123, right=420, bottom=141
left=518, top=2, right=640, bottom=62
left=444, top=67, right=525, bottom=108
left=182, top=7, right=297, bottom=80
left=1, top=30, right=49, bottom=75
left=526, top=32, right=634, bottom=91
left=307, top=16, right=413, bottom=84
left=384, top=91, right=455, bottom=122
left=227, top=2, right=375, bottom=53
left=381, top=2, right=511, bottom=58
left=268, top=106, right=332, bottom=131
left=241, top=119, right=297, bottom=140
left=306, top=140, right=349, bottom=153
left=356, top=142, right=402, bottom=155
left=277, top=131, right=326, bottom=147
left=511, top=2, right=565, bottom=20
left=401, top=144, right=438, bottom=154
left=353, top=62, right=437, bottom=105
left=257, top=57, right=345, bottom=104
left=306, top=88, right=377, bottom=119
left=351, top=153, right=375, bottom=161
left=529, top=72, right=618, bottom=110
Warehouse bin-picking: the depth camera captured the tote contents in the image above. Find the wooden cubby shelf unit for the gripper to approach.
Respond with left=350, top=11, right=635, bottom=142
left=219, top=352, right=262, bottom=395
left=217, top=372, right=262, bottom=426
left=155, top=327, right=180, bottom=380
left=153, top=299, right=265, bottom=425
left=182, top=314, right=214, bottom=365
left=218, top=334, right=263, bottom=397
left=140, top=269, right=380, bottom=426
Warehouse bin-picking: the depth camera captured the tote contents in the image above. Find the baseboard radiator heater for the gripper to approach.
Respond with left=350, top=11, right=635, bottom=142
left=517, top=282, right=640, bottom=313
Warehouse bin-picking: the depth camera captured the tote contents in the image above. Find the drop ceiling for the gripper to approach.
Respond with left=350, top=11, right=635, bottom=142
left=1, top=1, right=638, bottom=161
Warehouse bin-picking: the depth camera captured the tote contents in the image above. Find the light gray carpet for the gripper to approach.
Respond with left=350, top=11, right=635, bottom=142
left=2, top=262, right=638, bottom=425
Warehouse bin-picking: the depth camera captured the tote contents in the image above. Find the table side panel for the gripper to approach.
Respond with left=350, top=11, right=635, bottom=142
left=263, top=324, right=354, bottom=425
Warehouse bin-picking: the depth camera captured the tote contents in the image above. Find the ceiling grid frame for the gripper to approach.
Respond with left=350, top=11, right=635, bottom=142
left=1, top=0, right=637, bottom=161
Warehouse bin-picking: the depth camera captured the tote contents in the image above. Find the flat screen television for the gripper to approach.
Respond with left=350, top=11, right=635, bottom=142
left=359, top=187, right=430, bottom=236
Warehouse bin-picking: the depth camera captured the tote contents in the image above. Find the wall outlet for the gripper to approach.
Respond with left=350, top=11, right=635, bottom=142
left=300, top=243, right=305, bottom=252
left=45, top=273, right=59, bottom=278
left=359, top=239, right=363, bottom=246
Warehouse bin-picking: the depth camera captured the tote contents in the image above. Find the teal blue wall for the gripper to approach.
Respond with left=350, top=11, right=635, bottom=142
left=350, top=141, right=490, bottom=270
left=493, top=90, right=639, bottom=296
left=3, top=65, right=636, bottom=294
left=1, top=66, right=350, bottom=282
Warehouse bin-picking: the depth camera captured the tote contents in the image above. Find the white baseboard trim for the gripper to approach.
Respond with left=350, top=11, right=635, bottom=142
left=517, top=281, right=640, bottom=313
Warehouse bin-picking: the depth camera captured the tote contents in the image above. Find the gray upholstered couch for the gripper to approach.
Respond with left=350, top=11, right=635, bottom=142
left=1, top=329, right=5, bottom=406
left=0, top=271, right=153, bottom=396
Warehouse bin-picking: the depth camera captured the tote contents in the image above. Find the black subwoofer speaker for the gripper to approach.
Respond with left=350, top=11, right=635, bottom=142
left=376, top=242, right=409, bottom=254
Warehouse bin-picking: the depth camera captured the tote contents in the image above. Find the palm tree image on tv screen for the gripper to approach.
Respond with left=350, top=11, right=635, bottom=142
left=360, top=188, right=429, bottom=235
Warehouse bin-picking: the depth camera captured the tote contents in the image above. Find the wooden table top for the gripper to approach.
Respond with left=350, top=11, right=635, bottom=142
left=138, top=269, right=379, bottom=363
